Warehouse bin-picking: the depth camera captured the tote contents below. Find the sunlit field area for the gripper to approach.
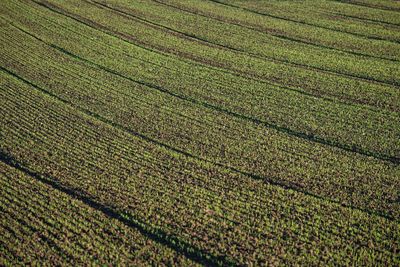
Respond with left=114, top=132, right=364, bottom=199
left=1, top=0, right=399, bottom=265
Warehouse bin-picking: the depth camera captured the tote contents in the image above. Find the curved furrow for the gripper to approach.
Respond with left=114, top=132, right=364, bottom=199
left=330, top=0, right=400, bottom=12
left=3, top=148, right=396, bottom=265
left=160, top=0, right=400, bottom=52
left=89, top=0, right=400, bottom=87
left=2, top=20, right=398, bottom=166
left=2, top=67, right=399, bottom=222
left=329, top=12, right=400, bottom=27
left=2, top=83, right=328, bottom=223
left=273, top=1, right=400, bottom=29
left=1, top=100, right=273, bottom=231
left=1, top=1, right=399, bottom=264
left=1, top=100, right=398, bottom=255
left=1, top=22, right=398, bottom=222
left=209, top=0, right=400, bottom=44
left=0, top=162, right=201, bottom=266
left=0, top=29, right=238, bottom=144
left=3, top=103, right=366, bottom=234
left=31, top=1, right=400, bottom=107
left=1, top=116, right=398, bottom=264
left=3, top=19, right=400, bottom=207
left=4, top=14, right=370, bottom=114
left=2, top=59, right=399, bottom=264
left=151, top=0, right=399, bottom=63
left=2, top=30, right=399, bottom=165
left=12, top=1, right=400, bottom=114
left=2, top=114, right=387, bottom=230
left=0, top=153, right=237, bottom=266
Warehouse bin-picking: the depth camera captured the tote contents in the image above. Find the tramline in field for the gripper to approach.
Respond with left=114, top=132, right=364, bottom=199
left=1, top=0, right=399, bottom=265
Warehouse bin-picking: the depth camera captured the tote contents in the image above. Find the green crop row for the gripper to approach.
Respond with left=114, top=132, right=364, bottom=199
left=163, top=0, right=400, bottom=57
left=0, top=12, right=399, bottom=220
left=220, top=0, right=400, bottom=40
left=213, top=0, right=400, bottom=40
left=1, top=0, right=399, bottom=264
left=40, top=0, right=400, bottom=92
left=94, top=0, right=400, bottom=85
left=1, top=3, right=399, bottom=160
left=0, top=162, right=196, bottom=266
left=1, top=70, right=399, bottom=265
left=7, top=0, right=399, bottom=113
left=328, top=0, right=400, bottom=12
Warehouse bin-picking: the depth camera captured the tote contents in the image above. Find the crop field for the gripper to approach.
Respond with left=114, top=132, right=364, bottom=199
left=0, top=0, right=399, bottom=265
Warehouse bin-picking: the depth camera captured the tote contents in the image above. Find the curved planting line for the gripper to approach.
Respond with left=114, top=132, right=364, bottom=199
left=1, top=67, right=398, bottom=223
left=330, top=12, right=400, bottom=27
left=89, top=0, right=400, bottom=87
left=0, top=151, right=238, bottom=266
left=5, top=23, right=399, bottom=166
left=0, top=195, right=74, bottom=261
left=330, top=0, right=400, bottom=12
left=4, top=12, right=343, bottom=108
left=151, top=0, right=400, bottom=63
left=0, top=192, right=78, bottom=262
left=22, top=0, right=360, bottom=108
left=208, top=0, right=400, bottom=44
left=29, top=0, right=399, bottom=113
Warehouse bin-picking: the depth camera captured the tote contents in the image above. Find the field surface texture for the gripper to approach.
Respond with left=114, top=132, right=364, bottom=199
left=1, top=0, right=400, bottom=265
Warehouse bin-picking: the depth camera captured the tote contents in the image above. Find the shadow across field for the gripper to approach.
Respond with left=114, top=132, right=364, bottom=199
left=0, top=150, right=238, bottom=266
left=1, top=65, right=397, bottom=222
left=209, top=0, right=400, bottom=43
left=3, top=21, right=398, bottom=165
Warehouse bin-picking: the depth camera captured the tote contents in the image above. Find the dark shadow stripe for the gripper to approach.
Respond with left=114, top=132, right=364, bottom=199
left=331, top=0, right=400, bottom=12
left=0, top=150, right=238, bottom=266
left=1, top=66, right=397, bottom=222
left=0, top=193, right=74, bottom=262
left=28, top=0, right=399, bottom=113
left=2, top=22, right=399, bottom=163
left=208, top=0, right=400, bottom=44
left=330, top=11, right=400, bottom=27
left=152, top=0, right=399, bottom=63
left=89, top=0, right=400, bottom=87
left=3, top=24, right=398, bottom=166
left=5, top=20, right=342, bottom=113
